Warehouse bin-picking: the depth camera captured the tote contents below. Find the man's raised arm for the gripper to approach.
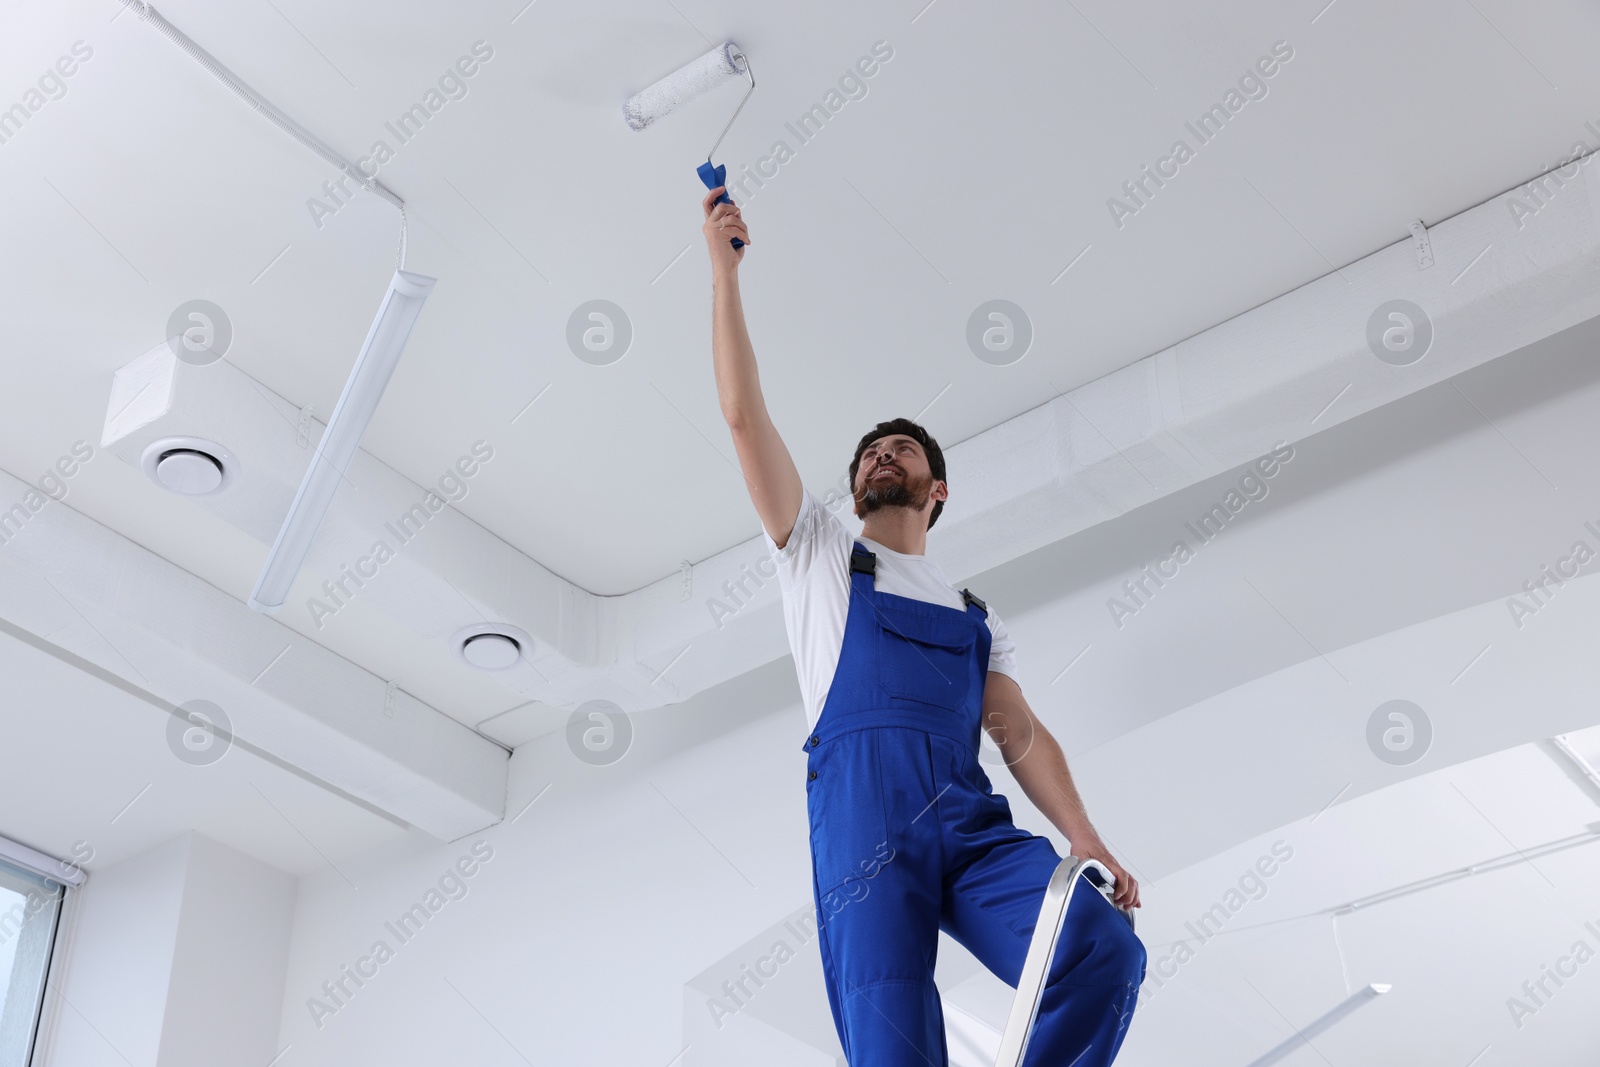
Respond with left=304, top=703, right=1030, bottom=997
left=703, top=185, right=804, bottom=550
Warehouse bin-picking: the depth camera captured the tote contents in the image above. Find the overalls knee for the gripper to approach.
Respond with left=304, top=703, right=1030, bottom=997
left=803, top=542, right=1146, bottom=1067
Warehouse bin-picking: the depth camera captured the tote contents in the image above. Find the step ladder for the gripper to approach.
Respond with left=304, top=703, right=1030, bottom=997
left=992, top=857, right=1135, bottom=1067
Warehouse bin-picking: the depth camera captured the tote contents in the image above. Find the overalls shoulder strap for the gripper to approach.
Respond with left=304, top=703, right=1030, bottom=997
left=850, top=540, right=987, bottom=620
left=804, top=540, right=993, bottom=751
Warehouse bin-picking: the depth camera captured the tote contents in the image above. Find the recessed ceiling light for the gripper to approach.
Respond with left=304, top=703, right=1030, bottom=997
left=451, top=622, right=534, bottom=672
left=140, top=436, right=238, bottom=496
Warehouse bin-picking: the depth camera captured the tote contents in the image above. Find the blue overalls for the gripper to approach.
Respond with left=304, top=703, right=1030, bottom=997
left=803, top=541, right=1146, bottom=1066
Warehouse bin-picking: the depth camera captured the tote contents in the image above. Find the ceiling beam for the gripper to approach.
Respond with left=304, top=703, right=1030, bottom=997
left=0, top=467, right=507, bottom=839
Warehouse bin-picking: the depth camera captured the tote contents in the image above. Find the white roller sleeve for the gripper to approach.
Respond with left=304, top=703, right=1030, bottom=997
left=623, top=41, right=745, bottom=130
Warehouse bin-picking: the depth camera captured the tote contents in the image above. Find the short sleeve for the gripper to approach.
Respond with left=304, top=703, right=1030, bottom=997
left=985, top=607, right=1019, bottom=680
left=761, top=488, right=855, bottom=730
left=761, top=486, right=850, bottom=578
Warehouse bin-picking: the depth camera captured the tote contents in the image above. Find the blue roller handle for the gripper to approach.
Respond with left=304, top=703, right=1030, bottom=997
left=697, top=161, right=745, bottom=250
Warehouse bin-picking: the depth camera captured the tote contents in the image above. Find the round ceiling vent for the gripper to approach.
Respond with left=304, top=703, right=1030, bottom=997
left=140, top=436, right=238, bottom=496
left=156, top=449, right=223, bottom=494
left=451, top=622, right=533, bottom=671
left=462, top=633, right=520, bottom=669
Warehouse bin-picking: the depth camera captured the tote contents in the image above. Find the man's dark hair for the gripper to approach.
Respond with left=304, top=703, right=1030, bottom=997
left=848, top=418, right=947, bottom=530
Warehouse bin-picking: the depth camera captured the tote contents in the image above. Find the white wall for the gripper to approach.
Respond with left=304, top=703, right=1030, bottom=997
left=41, top=835, right=186, bottom=1067
left=157, top=834, right=296, bottom=1066
left=41, top=832, right=295, bottom=1067
left=273, top=657, right=823, bottom=1065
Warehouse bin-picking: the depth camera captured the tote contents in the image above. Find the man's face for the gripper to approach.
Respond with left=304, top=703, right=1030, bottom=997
left=854, top=435, right=945, bottom=521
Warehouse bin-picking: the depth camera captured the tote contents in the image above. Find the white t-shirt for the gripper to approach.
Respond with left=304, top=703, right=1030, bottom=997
left=762, top=487, right=1019, bottom=731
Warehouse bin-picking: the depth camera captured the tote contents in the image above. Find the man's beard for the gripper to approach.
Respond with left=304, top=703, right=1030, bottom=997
left=855, top=469, right=933, bottom=519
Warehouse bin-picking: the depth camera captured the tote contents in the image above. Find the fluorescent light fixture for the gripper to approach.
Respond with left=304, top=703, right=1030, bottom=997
left=1331, top=830, right=1600, bottom=915
left=1243, top=983, right=1390, bottom=1067
left=1553, top=733, right=1600, bottom=793
left=249, top=269, right=435, bottom=612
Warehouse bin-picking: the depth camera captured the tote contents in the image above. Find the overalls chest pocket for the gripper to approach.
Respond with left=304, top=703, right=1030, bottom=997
left=875, top=601, right=976, bottom=713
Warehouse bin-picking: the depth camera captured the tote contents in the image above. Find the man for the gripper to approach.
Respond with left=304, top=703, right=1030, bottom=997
left=702, top=186, right=1145, bottom=1066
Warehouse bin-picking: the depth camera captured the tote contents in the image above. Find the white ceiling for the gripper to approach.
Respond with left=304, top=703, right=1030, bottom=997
left=0, top=616, right=414, bottom=878
left=974, top=314, right=1600, bottom=760
left=4, top=3, right=1600, bottom=1058
left=2, top=0, right=1597, bottom=605
left=7, top=280, right=1597, bottom=876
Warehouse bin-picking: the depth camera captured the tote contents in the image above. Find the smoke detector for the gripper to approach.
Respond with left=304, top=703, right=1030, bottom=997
left=452, top=622, right=533, bottom=671
left=140, top=436, right=238, bottom=496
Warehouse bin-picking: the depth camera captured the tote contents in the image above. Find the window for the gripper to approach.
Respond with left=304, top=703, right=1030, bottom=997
left=0, top=858, right=65, bottom=1067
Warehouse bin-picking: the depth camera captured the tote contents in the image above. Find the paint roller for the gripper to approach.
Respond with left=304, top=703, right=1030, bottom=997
left=623, top=42, right=756, bottom=249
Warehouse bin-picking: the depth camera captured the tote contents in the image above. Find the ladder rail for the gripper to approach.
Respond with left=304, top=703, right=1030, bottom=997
left=992, top=857, right=1133, bottom=1067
